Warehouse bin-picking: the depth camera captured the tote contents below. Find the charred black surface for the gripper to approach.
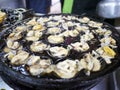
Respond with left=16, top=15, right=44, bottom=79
left=0, top=14, right=120, bottom=89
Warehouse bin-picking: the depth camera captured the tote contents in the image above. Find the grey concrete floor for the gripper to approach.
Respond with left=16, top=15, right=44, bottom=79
left=0, top=0, right=25, bottom=9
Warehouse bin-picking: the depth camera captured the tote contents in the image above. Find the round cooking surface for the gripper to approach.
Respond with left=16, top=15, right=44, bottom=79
left=0, top=14, right=120, bottom=89
left=0, top=73, right=102, bottom=90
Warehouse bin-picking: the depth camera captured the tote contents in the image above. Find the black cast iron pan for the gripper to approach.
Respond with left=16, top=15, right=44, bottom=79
left=0, top=14, right=120, bottom=89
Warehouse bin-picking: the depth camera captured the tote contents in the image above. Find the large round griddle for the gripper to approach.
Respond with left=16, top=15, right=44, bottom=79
left=0, top=14, right=120, bottom=89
